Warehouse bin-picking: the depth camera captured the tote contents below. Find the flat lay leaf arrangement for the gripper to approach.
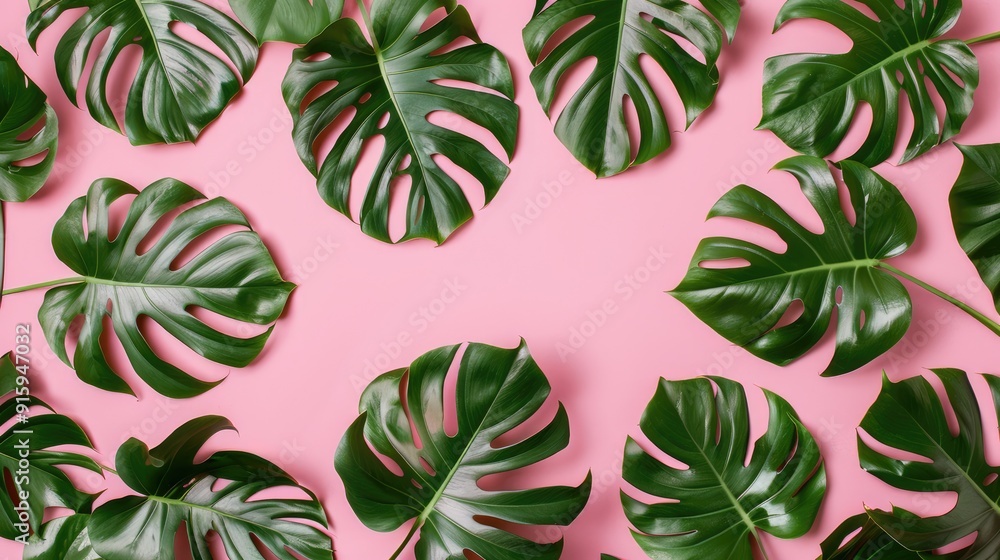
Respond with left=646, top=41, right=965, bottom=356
left=2, top=0, right=1000, bottom=558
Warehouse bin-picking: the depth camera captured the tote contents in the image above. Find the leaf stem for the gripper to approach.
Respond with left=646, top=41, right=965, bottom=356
left=387, top=521, right=421, bottom=560
left=355, top=0, right=377, bottom=46
left=967, top=31, right=1000, bottom=45
left=2, top=277, right=85, bottom=296
left=878, top=263, right=1000, bottom=336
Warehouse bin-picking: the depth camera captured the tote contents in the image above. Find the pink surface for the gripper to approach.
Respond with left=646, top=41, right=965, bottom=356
left=3, top=1, right=1000, bottom=558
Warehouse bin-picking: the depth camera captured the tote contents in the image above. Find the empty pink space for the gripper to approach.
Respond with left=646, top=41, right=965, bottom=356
left=2, top=0, right=1000, bottom=559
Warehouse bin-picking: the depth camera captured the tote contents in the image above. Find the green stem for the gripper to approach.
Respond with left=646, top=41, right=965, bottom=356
left=356, top=0, right=376, bottom=43
left=878, top=263, right=1000, bottom=337
left=100, top=464, right=118, bottom=476
left=967, top=31, right=1000, bottom=46
left=2, top=277, right=85, bottom=296
left=387, top=521, right=421, bottom=560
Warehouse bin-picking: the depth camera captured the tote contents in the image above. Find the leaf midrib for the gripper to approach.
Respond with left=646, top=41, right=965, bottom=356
left=886, top=391, right=1000, bottom=518
left=761, top=39, right=933, bottom=124
left=676, top=259, right=882, bottom=293
left=131, top=0, right=186, bottom=122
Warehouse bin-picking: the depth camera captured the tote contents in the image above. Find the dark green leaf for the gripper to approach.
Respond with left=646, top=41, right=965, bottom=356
left=0, top=353, right=102, bottom=541
left=0, top=46, right=57, bottom=201
left=670, top=156, right=916, bottom=376
left=229, top=0, right=343, bottom=45
left=818, top=513, right=921, bottom=560
left=523, top=0, right=740, bottom=177
left=950, top=143, right=1000, bottom=314
left=759, top=0, right=978, bottom=166
left=88, top=416, right=333, bottom=560
left=282, top=0, right=518, bottom=244
left=861, top=370, right=1000, bottom=557
left=39, top=178, right=294, bottom=398
left=27, top=0, right=258, bottom=145
left=336, top=340, right=591, bottom=559
left=24, top=515, right=100, bottom=560
left=623, top=377, right=826, bottom=560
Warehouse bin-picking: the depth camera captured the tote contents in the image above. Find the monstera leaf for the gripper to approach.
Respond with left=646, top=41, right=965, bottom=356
left=818, top=513, right=921, bottom=560
left=27, top=0, right=258, bottom=145
left=0, top=46, right=57, bottom=202
left=0, top=353, right=102, bottom=541
left=229, top=0, right=343, bottom=44
left=24, top=515, right=99, bottom=560
left=622, top=377, right=826, bottom=560
left=759, top=0, right=979, bottom=166
left=87, top=416, right=333, bottom=560
left=671, top=156, right=918, bottom=376
left=282, top=0, right=518, bottom=244
left=336, top=341, right=592, bottom=559
left=860, top=370, right=1000, bottom=558
left=950, top=143, right=1000, bottom=313
left=38, top=178, right=294, bottom=398
left=523, top=0, right=741, bottom=177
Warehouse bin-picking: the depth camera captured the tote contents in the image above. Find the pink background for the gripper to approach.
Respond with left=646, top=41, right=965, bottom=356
left=3, top=0, right=1000, bottom=558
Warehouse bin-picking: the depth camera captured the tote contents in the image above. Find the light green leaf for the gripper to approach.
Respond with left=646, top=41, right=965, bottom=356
left=229, top=0, right=343, bottom=45
left=282, top=0, right=518, bottom=244
left=523, top=0, right=740, bottom=177
left=27, top=0, right=258, bottom=145
left=337, top=341, right=591, bottom=559
left=25, top=515, right=101, bottom=560
left=39, top=178, right=294, bottom=398
left=759, top=0, right=978, bottom=166
left=623, top=377, right=826, bottom=560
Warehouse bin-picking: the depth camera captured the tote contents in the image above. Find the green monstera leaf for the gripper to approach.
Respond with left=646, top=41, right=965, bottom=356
left=622, top=377, right=826, bottom=560
left=27, top=0, right=258, bottom=145
left=282, top=0, right=518, bottom=244
left=0, top=46, right=57, bottom=202
left=759, top=0, right=979, bottom=166
left=950, top=143, right=1000, bottom=314
left=37, top=178, right=293, bottom=399
left=229, top=0, right=343, bottom=44
left=860, top=370, right=1000, bottom=558
left=0, top=352, right=102, bottom=542
left=87, top=416, right=333, bottom=560
left=24, top=515, right=100, bottom=560
left=523, top=0, right=741, bottom=177
left=671, top=156, right=919, bottom=376
left=818, top=513, right=921, bottom=560
left=336, top=340, right=592, bottom=559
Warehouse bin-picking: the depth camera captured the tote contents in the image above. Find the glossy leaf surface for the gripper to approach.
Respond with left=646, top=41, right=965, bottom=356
left=0, top=46, right=57, bottom=201
left=670, top=156, right=916, bottom=375
left=523, top=0, right=740, bottom=177
left=39, top=178, right=293, bottom=398
left=759, top=0, right=978, bottom=166
left=336, top=341, right=591, bottom=559
left=861, top=370, right=1000, bottom=558
left=623, top=377, right=826, bottom=560
left=283, top=0, right=518, bottom=244
left=88, top=416, right=333, bottom=560
left=27, top=0, right=258, bottom=145
left=950, top=143, right=1000, bottom=314
left=229, top=0, right=343, bottom=44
